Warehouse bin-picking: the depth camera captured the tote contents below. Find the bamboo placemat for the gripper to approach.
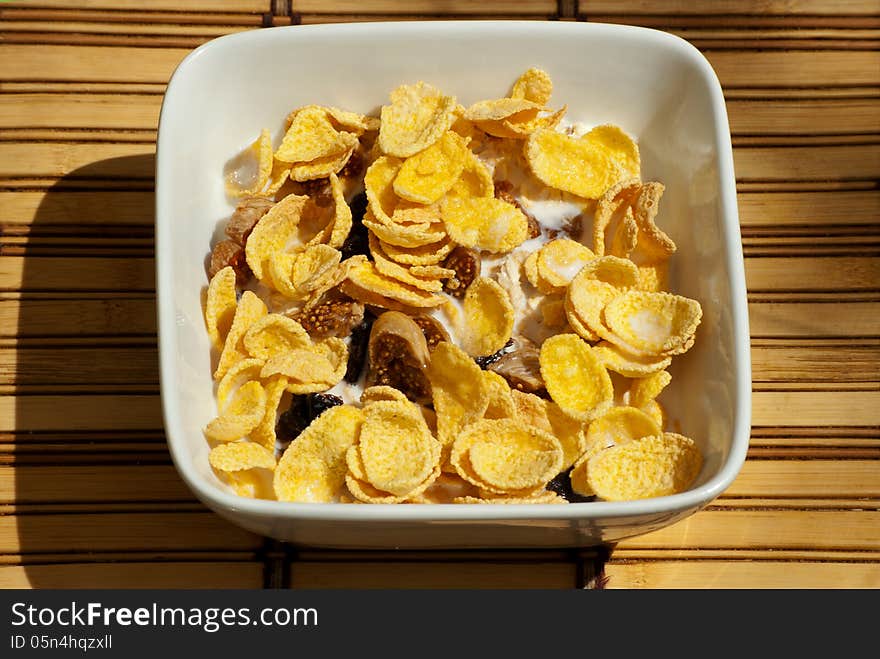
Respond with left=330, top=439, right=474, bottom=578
left=1, top=0, right=878, bottom=589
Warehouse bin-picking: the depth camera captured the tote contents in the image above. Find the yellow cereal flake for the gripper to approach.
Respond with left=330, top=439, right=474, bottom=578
left=274, top=405, right=364, bottom=502
left=592, top=178, right=641, bottom=257
left=582, top=124, right=640, bottom=179
left=462, top=277, right=515, bottom=357
left=205, top=266, right=237, bottom=350
left=327, top=172, right=353, bottom=248
left=564, top=273, right=618, bottom=341
left=633, top=181, right=676, bottom=260
left=364, top=155, right=403, bottom=224
left=216, top=357, right=264, bottom=412
left=525, top=128, right=623, bottom=200
left=249, top=375, right=288, bottom=451
left=357, top=400, right=441, bottom=496
left=362, top=207, right=447, bottom=249
left=642, top=399, right=666, bottom=429
left=440, top=196, right=528, bottom=253
left=447, top=149, right=494, bottom=198
left=393, top=131, right=469, bottom=204
left=361, top=385, right=410, bottom=406
left=454, top=492, right=566, bottom=504
left=587, top=432, right=702, bottom=501
left=341, top=259, right=446, bottom=309
left=545, top=400, right=588, bottom=469
left=539, top=333, right=613, bottom=422
left=628, top=370, right=672, bottom=408
left=509, top=67, right=553, bottom=105
left=243, top=313, right=311, bottom=360
left=592, top=341, right=671, bottom=378
left=451, top=419, right=562, bottom=493
left=482, top=370, right=517, bottom=420
left=275, top=105, right=358, bottom=164
left=585, top=406, right=662, bottom=455
left=290, top=145, right=357, bottom=182
left=463, top=97, right=543, bottom=122
left=579, top=255, right=640, bottom=289
left=536, top=238, right=595, bottom=290
left=426, top=341, right=490, bottom=448
left=244, top=193, right=309, bottom=283
left=209, top=441, right=276, bottom=473
left=378, top=237, right=454, bottom=266
left=637, top=262, right=668, bottom=292
left=227, top=129, right=274, bottom=197
left=602, top=290, right=702, bottom=356
left=203, top=380, right=267, bottom=443
left=214, top=291, right=267, bottom=380
left=369, top=234, right=445, bottom=292
left=379, top=81, right=458, bottom=157
left=609, top=206, right=639, bottom=258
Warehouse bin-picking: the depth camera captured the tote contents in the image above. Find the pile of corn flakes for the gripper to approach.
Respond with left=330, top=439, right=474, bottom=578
left=202, top=68, right=703, bottom=504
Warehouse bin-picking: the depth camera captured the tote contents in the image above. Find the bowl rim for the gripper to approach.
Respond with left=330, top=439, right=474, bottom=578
left=156, top=19, right=751, bottom=522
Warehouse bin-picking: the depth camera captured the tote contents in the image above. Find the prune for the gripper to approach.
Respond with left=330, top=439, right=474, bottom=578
left=344, top=311, right=374, bottom=383
left=276, top=393, right=344, bottom=443
left=340, top=192, right=370, bottom=261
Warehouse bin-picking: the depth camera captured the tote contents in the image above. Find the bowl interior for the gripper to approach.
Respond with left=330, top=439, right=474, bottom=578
left=157, top=21, right=748, bottom=519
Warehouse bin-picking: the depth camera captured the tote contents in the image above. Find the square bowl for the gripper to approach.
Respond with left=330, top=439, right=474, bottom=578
left=156, top=20, right=750, bottom=548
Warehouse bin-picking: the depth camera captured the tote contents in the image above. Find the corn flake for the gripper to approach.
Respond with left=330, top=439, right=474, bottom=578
left=379, top=81, right=457, bottom=157
left=536, top=238, right=595, bottom=290
left=243, top=313, right=311, bottom=360
left=426, top=341, right=490, bottom=448
left=602, top=290, right=702, bottom=356
left=274, top=405, right=364, bottom=502
left=582, top=124, right=640, bottom=179
left=587, top=432, right=702, bottom=501
left=462, top=277, right=515, bottom=357
left=539, top=333, right=613, bottom=422
left=440, top=196, right=528, bottom=253
left=204, top=380, right=266, bottom=443
left=509, top=68, right=553, bottom=105
left=526, top=128, right=622, bottom=199
left=214, top=291, right=267, bottom=380
left=205, top=266, right=237, bottom=350
left=209, top=441, right=276, bottom=473
left=393, top=131, right=469, bottom=204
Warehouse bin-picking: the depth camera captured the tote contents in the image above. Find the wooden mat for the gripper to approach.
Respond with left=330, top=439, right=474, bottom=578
left=1, top=0, right=878, bottom=589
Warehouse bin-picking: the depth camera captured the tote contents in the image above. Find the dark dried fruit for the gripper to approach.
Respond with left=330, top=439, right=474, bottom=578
left=225, top=195, right=274, bottom=245
left=295, top=298, right=365, bottom=340
left=366, top=311, right=432, bottom=403
left=338, top=147, right=364, bottom=180
left=474, top=337, right=515, bottom=369
left=546, top=470, right=595, bottom=503
left=411, top=315, right=450, bottom=351
left=495, top=180, right=540, bottom=239
left=340, top=192, right=370, bottom=261
left=344, top=311, right=374, bottom=383
left=442, top=245, right=480, bottom=298
left=487, top=335, right=544, bottom=393
left=208, top=239, right=252, bottom=286
left=299, top=178, right=333, bottom=207
left=276, top=393, right=344, bottom=444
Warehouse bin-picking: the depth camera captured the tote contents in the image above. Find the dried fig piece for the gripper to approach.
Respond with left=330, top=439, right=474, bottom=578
left=294, top=297, right=365, bottom=340
left=487, top=335, right=544, bottom=393
left=225, top=195, right=274, bottom=245
left=412, top=315, right=450, bottom=351
left=442, top=246, right=480, bottom=298
left=366, top=311, right=432, bottom=403
left=208, top=239, right=252, bottom=286
left=495, top=180, right=540, bottom=239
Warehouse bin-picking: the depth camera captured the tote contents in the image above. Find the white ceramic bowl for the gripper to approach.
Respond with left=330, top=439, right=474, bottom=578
left=156, top=20, right=750, bottom=548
